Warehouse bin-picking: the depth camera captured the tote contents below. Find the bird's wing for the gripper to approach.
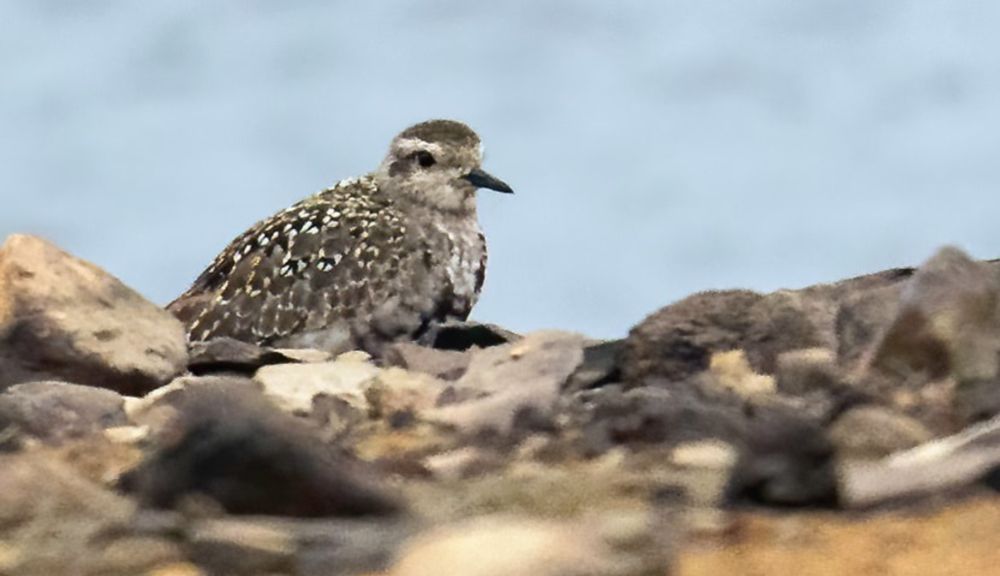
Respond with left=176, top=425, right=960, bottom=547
left=170, top=180, right=405, bottom=344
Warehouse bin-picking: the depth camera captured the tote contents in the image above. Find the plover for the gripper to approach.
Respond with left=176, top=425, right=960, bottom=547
left=168, top=119, right=512, bottom=353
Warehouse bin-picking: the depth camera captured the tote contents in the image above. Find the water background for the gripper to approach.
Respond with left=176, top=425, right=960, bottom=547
left=4, top=1, right=1000, bottom=338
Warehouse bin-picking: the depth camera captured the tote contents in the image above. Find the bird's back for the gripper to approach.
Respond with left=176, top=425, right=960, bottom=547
left=169, top=175, right=485, bottom=352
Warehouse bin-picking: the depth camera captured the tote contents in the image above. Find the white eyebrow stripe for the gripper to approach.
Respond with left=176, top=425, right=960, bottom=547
left=394, top=138, right=445, bottom=155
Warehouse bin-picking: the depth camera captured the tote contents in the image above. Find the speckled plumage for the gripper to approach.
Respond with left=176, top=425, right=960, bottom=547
left=168, top=120, right=512, bottom=353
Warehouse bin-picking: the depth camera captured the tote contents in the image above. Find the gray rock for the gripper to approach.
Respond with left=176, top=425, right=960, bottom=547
left=578, top=384, right=748, bottom=456
left=383, top=342, right=472, bottom=381
left=0, top=381, right=126, bottom=442
left=254, top=352, right=380, bottom=416
left=0, top=234, right=188, bottom=394
left=775, top=348, right=841, bottom=396
left=828, top=405, right=933, bottom=460
left=563, top=340, right=623, bottom=392
left=187, top=336, right=299, bottom=376
left=841, top=413, right=1000, bottom=507
left=121, top=383, right=401, bottom=517
left=0, top=451, right=185, bottom=575
left=834, top=284, right=904, bottom=370
left=425, top=331, right=586, bottom=436
left=417, top=320, right=521, bottom=351
left=869, top=246, right=1000, bottom=383
left=725, top=408, right=839, bottom=507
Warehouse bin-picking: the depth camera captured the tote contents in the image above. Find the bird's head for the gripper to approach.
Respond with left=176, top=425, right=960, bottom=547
left=376, top=119, right=513, bottom=213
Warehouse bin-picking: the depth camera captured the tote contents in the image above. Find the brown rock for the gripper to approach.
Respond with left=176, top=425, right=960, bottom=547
left=623, top=289, right=824, bottom=385
left=0, top=380, right=126, bottom=442
left=0, top=234, right=187, bottom=394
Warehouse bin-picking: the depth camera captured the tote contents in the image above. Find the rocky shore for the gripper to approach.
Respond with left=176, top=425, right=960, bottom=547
left=0, top=233, right=997, bottom=575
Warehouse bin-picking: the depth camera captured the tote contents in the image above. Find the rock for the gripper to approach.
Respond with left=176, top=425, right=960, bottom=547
left=671, top=440, right=739, bottom=506
left=121, top=383, right=401, bottom=517
left=869, top=246, right=1000, bottom=384
left=418, top=320, right=521, bottom=351
left=841, top=413, right=1000, bottom=508
left=124, top=375, right=262, bottom=436
left=0, top=234, right=188, bottom=394
left=775, top=348, right=841, bottom=396
left=187, top=519, right=295, bottom=575
left=725, top=408, right=839, bottom=507
left=0, top=451, right=185, bottom=575
left=563, top=340, right=624, bottom=392
left=366, top=368, right=447, bottom=421
left=834, top=284, right=903, bottom=370
left=828, top=405, right=933, bottom=460
left=389, top=513, right=669, bottom=576
left=383, top=342, right=472, bottom=381
left=705, top=350, right=775, bottom=398
left=0, top=381, right=126, bottom=442
left=254, top=352, right=380, bottom=416
left=954, top=377, right=1000, bottom=424
left=425, top=331, right=586, bottom=436
left=623, top=289, right=824, bottom=385
left=191, top=516, right=412, bottom=576
left=578, top=385, right=747, bottom=455
left=186, top=337, right=299, bottom=376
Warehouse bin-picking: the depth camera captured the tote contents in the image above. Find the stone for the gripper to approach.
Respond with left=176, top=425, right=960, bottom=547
left=706, top=349, right=775, bottom=398
left=365, top=368, right=447, bottom=420
left=418, top=320, right=521, bottom=351
left=0, top=381, right=126, bottom=442
left=187, top=520, right=295, bottom=575
left=425, top=331, right=586, bottom=435
left=563, top=340, right=624, bottom=392
left=389, top=513, right=668, bottom=576
left=869, top=246, right=1000, bottom=383
left=775, top=348, right=841, bottom=396
left=121, top=383, right=401, bottom=517
left=383, top=342, right=472, bottom=381
left=0, top=451, right=185, bottom=575
left=578, top=385, right=747, bottom=456
left=254, top=352, right=380, bottom=416
left=841, top=414, right=1000, bottom=507
left=828, top=405, right=934, bottom=460
left=186, top=337, right=299, bottom=376
left=725, top=407, right=839, bottom=507
left=623, top=289, right=824, bottom=385
left=834, top=284, right=903, bottom=370
left=125, top=375, right=262, bottom=437
left=0, top=234, right=188, bottom=394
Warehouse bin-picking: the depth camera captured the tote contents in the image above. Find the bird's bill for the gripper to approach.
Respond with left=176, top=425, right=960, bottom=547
left=463, top=168, right=514, bottom=194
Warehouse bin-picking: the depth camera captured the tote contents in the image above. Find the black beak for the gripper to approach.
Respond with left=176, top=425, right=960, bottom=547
left=463, top=168, right=514, bottom=194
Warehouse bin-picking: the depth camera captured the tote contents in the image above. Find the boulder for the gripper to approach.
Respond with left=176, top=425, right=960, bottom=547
left=0, top=234, right=187, bottom=394
left=0, top=381, right=126, bottom=442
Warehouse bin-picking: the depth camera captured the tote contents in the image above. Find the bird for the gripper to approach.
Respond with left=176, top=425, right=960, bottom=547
left=167, top=119, right=513, bottom=354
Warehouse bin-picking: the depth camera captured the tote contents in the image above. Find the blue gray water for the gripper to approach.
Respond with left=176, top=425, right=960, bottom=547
left=3, top=1, right=1000, bottom=338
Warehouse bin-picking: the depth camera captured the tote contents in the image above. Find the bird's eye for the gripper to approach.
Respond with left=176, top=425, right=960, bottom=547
left=413, top=150, right=436, bottom=168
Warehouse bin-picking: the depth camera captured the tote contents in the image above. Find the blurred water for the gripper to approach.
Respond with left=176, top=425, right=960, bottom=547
left=3, top=1, right=1000, bottom=338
